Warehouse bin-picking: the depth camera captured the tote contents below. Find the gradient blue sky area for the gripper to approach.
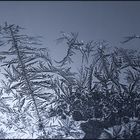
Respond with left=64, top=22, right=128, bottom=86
left=0, top=1, right=140, bottom=70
